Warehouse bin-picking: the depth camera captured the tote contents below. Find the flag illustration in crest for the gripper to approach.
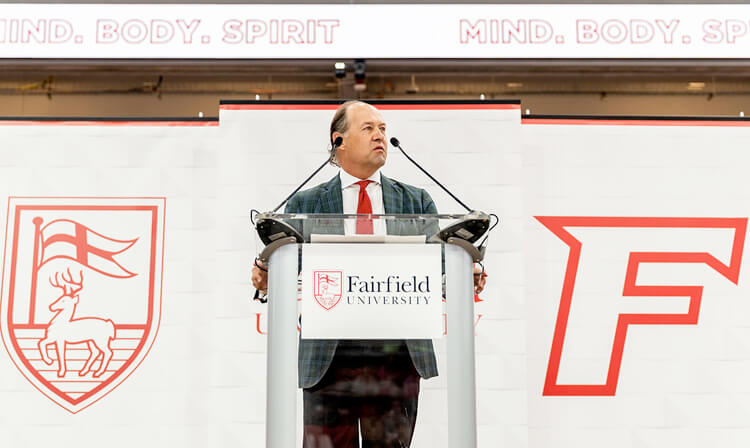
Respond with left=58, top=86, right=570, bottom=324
left=38, top=218, right=139, bottom=278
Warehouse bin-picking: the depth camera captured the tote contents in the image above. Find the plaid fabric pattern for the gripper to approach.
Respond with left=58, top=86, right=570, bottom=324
left=287, top=173, right=439, bottom=388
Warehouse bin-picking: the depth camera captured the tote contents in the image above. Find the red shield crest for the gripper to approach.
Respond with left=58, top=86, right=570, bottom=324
left=313, top=271, right=343, bottom=310
left=0, top=197, right=165, bottom=413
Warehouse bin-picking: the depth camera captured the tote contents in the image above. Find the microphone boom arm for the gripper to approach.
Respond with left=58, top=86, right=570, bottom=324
left=271, top=155, right=333, bottom=213
left=391, top=138, right=472, bottom=213
left=270, top=137, right=342, bottom=213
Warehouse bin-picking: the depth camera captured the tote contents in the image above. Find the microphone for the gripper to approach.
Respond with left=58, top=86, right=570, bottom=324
left=253, top=137, right=343, bottom=300
left=389, top=137, right=472, bottom=213
left=389, top=136, right=493, bottom=249
left=255, top=137, right=343, bottom=247
left=270, top=136, right=342, bottom=214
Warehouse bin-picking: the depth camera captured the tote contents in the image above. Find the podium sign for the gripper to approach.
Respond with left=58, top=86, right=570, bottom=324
left=300, top=243, right=442, bottom=339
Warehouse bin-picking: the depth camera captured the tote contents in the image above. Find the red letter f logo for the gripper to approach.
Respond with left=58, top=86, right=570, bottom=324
left=537, top=217, right=747, bottom=396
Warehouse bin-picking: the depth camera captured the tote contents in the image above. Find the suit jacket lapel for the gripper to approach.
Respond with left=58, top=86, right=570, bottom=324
left=316, top=174, right=343, bottom=214
left=381, top=173, right=403, bottom=214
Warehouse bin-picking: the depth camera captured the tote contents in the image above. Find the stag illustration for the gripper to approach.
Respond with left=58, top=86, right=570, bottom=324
left=38, top=268, right=115, bottom=378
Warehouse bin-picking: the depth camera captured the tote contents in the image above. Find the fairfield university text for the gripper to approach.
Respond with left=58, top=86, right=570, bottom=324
left=346, top=275, right=431, bottom=305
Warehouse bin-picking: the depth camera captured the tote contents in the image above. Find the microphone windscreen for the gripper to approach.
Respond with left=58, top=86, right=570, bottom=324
left=333, top=136, right=343, bottom=147
left=389, top=137, right=400, bottom=147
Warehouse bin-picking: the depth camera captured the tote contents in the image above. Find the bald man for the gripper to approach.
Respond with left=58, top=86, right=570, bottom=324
left=253, top=101, right=486, bottom=447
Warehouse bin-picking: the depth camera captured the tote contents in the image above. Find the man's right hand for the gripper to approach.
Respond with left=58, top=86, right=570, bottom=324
left=252, top=259, right=268, bottom=292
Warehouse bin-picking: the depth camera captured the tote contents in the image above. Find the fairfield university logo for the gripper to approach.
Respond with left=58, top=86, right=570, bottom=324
left=313, top=271, right=343, bottom=310
left=0, top=197, right=166, bottom=413
left=537, top=216, right=747, bottom=396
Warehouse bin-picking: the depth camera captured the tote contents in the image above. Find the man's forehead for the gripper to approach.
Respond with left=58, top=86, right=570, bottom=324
left=349, top=103, right=385, bottom=125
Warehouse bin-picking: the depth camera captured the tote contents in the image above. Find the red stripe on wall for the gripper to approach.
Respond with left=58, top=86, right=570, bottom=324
left=0, top=121, right=218, bottom=127
left=221, top=104, right=520, bottom=111
left=522, top=118, right=750, bottom=127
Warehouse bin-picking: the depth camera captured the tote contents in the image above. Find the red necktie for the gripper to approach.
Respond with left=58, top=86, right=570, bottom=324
left=355, top=180, right=374, bottom=234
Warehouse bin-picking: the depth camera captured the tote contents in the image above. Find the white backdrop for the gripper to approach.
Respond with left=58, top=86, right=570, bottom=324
left=523, top=117, right=750, bottom=448
left=0, top=120, right=219, bottom=447
left=5, top=107, right=750, bottom=448
left=0, top=102, right=522, bottom=448
left=217, top=101, right=522, bottom=447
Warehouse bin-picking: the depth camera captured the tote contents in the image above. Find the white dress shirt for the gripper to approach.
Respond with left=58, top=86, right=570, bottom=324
left=339, top=169, right=386, bottom=235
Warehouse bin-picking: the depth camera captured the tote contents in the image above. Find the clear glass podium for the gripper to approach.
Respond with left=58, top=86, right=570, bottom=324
left=255, top=213, right=488, bottom=448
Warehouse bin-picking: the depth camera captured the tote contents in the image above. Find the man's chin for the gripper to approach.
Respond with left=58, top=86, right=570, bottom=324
left=373, top=154, right=387, bottom=167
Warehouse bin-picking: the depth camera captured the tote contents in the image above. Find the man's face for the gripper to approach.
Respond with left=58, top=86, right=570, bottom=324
left=336, top=103, right=387, bottom=177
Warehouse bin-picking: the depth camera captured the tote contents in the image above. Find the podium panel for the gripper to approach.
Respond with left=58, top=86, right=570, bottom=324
left=300, top=243, right=442, bottom=339
left=258, top=213, right=484, bottom=448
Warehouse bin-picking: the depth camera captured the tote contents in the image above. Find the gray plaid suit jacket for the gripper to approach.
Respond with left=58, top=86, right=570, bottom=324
left=286, top=173, right=439, bottom=389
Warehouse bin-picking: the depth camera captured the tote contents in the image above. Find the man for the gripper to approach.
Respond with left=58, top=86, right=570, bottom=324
left=252, top=100, right=486, bottom=447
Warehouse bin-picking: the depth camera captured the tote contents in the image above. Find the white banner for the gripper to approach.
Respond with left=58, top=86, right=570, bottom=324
left=300, top=243, right=442, bottom=339
left=0, top=102, right=520, bottom=447
left=14, top=107, right=750, bottom=447
left=523, top=117, right=750, bottom=448
left=3, top=4, right=750, bottom=59
left=0, top=120, right=219, bottom=444
left=220, top=101, right=521, bottom=447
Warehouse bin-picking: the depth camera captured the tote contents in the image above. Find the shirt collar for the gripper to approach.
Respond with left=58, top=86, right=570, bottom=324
left=339, top=168, right=381, bottom=189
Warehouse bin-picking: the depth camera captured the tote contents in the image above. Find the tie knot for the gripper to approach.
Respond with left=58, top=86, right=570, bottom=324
left=355, top=180, right=373, bottom=191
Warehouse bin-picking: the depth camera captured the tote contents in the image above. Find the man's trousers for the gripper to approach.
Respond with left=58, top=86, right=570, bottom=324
left=303, top=341, right=421, bottom=448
